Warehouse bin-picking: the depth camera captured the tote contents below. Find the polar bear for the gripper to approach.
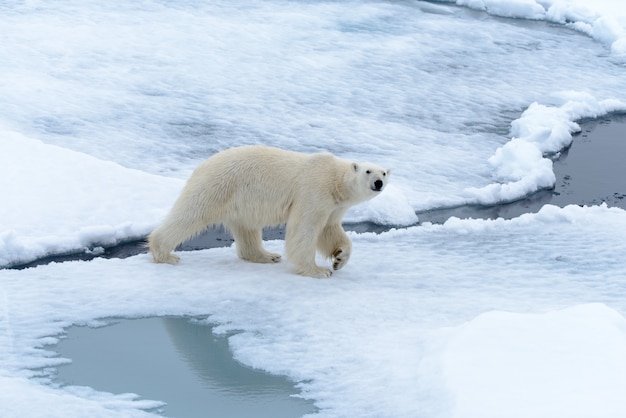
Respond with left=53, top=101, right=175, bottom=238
left=148, top=145, right=390, bottom=278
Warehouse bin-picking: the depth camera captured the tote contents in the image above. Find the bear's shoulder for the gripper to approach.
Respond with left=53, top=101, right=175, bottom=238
left=308, top=151, right=349, bottom=169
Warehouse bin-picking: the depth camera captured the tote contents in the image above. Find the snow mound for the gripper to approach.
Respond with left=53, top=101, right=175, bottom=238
left=444, top=304, right=626, bottom=418
left=465, top=92, right=626, bottom=205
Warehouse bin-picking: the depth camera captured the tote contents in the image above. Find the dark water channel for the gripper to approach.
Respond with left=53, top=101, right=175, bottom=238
left=415, top=113, right=626, bottom=223
left=29, top=114, right=626, bottom=417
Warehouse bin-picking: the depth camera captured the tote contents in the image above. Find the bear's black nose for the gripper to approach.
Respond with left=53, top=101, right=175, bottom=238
left=374, top=179, right=383, bottom=191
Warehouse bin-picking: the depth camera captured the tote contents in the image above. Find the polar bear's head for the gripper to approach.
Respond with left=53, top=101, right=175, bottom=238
left=351, top=162, right=391, bottom=199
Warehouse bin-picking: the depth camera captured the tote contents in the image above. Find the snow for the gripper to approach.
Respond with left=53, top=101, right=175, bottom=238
left=2, top=205, right=626, bottom=417
left=444, top=304, right=626, bottom=418
left=2, top=0, right=626, bottom=416
left=0, top=131, right=183, bottom=267
left=455, top=0, right=546, bottom=19
left=441, top=0, right=626, bottom=59
left=0, top=375, right=161, bottom=418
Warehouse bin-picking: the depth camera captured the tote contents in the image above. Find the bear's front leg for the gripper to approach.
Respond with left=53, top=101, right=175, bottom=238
left=286, top=217, right=333, bottom=278
left=318, top=223, right=352, bottom=271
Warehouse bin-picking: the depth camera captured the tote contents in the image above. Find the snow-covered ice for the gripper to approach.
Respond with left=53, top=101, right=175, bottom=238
left=444, top=304, right=626, bottom=418
left=2, top=0, right=626, bottom=416
left=3, top=205, right=626, bottom=417
left=3, top=0, right=626, bottom=265
left=0, top=131, right=182, bottom=267
left=442, top=0, right=626, bottom=59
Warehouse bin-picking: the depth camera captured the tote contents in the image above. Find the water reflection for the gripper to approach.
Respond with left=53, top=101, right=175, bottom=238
left=53, top=317, right=316, bottom=418
left=161, top=318, right=305, bottom=396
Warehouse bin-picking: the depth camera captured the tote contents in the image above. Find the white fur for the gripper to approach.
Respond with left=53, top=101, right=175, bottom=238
left=148, top=145, right=390, bottom=278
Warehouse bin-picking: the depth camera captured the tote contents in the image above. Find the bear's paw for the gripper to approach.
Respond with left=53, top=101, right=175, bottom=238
left=156, top=253, right=180, bottom=265
left=259, top=252, right=282, bottom=263
left=298, top=266, right=333, bottom=279
left=332, top=247, right=350, bottom=271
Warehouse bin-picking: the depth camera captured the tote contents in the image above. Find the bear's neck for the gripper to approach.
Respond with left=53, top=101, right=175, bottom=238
left=332, top=175, right=357, bottom=205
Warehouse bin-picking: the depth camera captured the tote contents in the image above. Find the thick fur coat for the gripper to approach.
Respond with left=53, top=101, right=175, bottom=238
left=148, top=145, right=390, bottom=278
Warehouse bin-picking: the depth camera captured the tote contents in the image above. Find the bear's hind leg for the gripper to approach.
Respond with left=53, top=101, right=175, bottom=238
left=149, top=206, right=219, bottom=264
left=148, top=223, right=185, bottom=265
left=229, top=225, right=281, bottom=263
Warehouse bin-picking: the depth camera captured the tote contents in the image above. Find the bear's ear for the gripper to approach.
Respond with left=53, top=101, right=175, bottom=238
left=386, top=168, right=391, bottom=176
left=351, top=162, right=359, bottom=172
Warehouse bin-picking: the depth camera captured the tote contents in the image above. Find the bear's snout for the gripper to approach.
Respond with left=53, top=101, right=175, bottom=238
left=373, top=179, right=384, bottom=191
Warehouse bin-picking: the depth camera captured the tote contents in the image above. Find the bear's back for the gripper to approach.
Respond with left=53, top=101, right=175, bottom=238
left=198, top=146, right=326, bottom=227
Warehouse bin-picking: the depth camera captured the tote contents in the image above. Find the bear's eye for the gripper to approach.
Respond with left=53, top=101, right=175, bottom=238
left=383, top=172, right=386, bottom=176
left=366, top=170, right=371, bottom=174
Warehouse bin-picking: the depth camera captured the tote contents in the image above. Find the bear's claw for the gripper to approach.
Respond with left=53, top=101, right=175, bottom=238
left=332, top=248, right=350, bottom=271
left=265, top=253, right=282, bottom=263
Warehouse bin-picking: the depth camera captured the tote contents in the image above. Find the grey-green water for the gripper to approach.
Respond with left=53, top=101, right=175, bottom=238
left=53, top=317, right=316, bottom=418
